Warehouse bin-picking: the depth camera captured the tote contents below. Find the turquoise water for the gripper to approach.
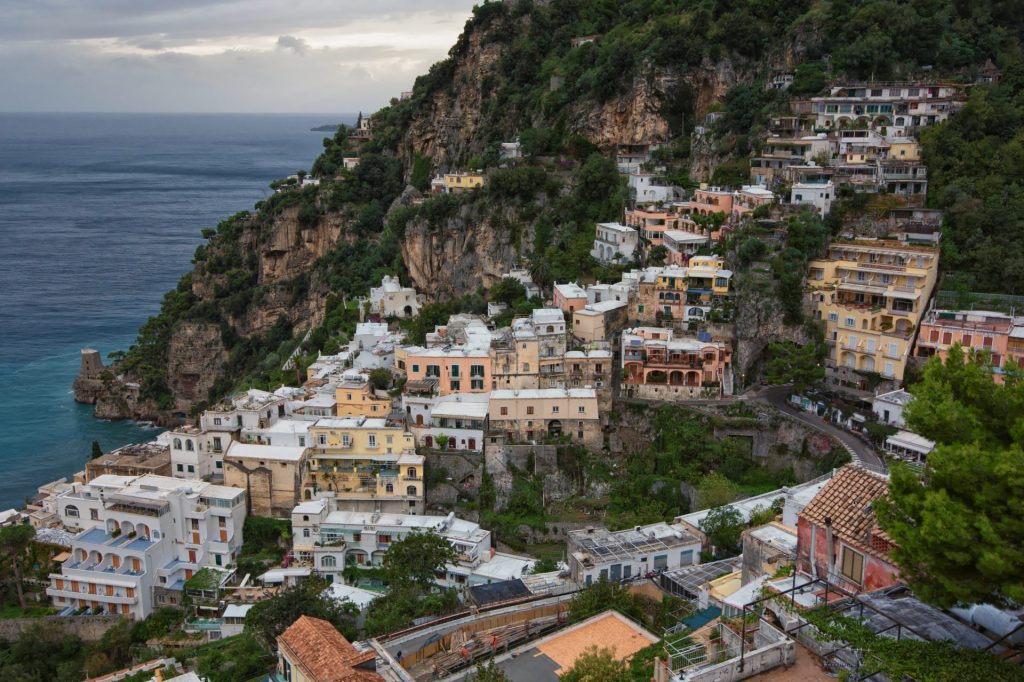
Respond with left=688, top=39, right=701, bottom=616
left=0, top=113, right=349, bottom=509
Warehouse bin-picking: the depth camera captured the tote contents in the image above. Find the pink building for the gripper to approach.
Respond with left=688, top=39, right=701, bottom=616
left=625, top=208, right=688, bottom=245
left=797, top=465, right=901, bottom=594
left=731, top=185, right=775, bottom=221
left=553, top=282, right=588, bottom=314
left=682, top=188, right=734, bottom=219
left=403, top=347, right=491, bottom=396
left=915, top=309, right=1024, bottom=382
left=620, top=327, right=732, bottom=398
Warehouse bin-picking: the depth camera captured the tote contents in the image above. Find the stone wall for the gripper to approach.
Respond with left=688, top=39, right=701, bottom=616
left=424, top=451, right=483, bottom=512
left=0, top=614, right=124, bottom=642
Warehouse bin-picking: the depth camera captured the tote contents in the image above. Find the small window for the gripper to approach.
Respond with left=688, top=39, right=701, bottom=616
left=527, top=406, right=534, bottom=415
left=500, top=406, right=508, bottom=416
left=64, top=505, right=80, bottom=518
left=840, top=546, right=865, bottom=583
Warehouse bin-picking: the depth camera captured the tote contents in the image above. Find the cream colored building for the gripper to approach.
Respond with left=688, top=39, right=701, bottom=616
left=808, top=238, right=939, bottom=386
left=305, top=417, right=424, bottom=514
left=572, top=300, right=628, bottom=343
left=223, top=442, right=309, bottom=518
left=368, top=275, right=423, bottom=318
left=488, top=388, right=602, bottom=450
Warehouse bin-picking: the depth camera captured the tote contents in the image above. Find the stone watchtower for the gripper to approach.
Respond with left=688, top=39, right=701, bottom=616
left=79, top=348, right=104, bottom=380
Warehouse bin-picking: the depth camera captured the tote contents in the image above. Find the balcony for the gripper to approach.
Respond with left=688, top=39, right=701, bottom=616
left=47, top=586, right=138, bottom=605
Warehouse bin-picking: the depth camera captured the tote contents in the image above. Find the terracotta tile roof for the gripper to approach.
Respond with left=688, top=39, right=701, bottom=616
left=798, top=464, right=894, bottom=559
left=277, top=615, right=381, bottom=682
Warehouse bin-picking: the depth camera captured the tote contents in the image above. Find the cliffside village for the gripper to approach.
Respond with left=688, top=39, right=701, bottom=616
left=8, top=79, right=1023, bottom=681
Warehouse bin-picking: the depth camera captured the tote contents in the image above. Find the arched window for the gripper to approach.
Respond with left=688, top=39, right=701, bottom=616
left=173, top=438, right=182, bottom=450
left=321, top=555, right=337, bottom=568
left=407, top=467, right=416, bottom=478
left=406, top=485, right=417, bottom=496
left=185, top=440, right=194, bottom=451
left=385, top=483, right=394, bottom=494
left=64, top=505, right=80, bottom=518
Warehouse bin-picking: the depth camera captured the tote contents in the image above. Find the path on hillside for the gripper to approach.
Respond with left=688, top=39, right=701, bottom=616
left=745, top=385, right=886, bottom=472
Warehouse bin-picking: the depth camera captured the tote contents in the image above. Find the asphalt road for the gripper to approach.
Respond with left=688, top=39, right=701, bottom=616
left=746, top=385, right=887, bottom=471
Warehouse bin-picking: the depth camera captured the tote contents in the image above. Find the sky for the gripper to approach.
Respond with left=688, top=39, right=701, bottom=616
left=0, top=0, right=479, bottom=113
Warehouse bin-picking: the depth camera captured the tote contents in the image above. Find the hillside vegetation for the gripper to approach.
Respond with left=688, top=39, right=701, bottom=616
left=111, top=0, right=1024, bottom=412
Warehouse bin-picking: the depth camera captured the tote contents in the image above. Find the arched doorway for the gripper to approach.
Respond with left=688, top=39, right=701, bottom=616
left=548, top=420, right=562, bottom=437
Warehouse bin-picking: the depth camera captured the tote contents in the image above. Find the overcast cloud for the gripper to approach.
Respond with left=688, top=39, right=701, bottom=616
left=0, top=0, right=478, bottom=112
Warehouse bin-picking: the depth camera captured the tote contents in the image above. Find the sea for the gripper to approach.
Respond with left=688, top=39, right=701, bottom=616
left=0, top=112, right=351, bottom=510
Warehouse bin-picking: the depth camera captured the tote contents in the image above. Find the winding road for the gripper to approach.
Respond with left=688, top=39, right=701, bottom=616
left=745, top=385, right=887, bottom=472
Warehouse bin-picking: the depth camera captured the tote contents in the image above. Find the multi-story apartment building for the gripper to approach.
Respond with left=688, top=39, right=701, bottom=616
left=305, top=417, right=423, bottom=514
left=793, top=82, right=966, bottom=132
left=489, top=326, right=541, bottom=391
left=731, top=185, right=775, bottom=221
left=488, top=388, right=601, bottom=450
left=915, top=308, right=1024, bottom=382
left=572, top=300, right=629, bottom=344
left=367, top=275, right=423, bottom=318
left=621, top=327, right=733, bottom=399
left=681, top=187, right=736, bottom=219
left=531, top=309, right=568, bottom=387
left=403, top=345, right=491, bottom=396
left=334, top=373, right=392, bottom=417
left=402, top=382, right=489, bottom=452
left=567, top=522, right=701, bottom=586
left=591, top=222, right=639, bottom=263
left=808, top=239, right=940, bottom=387
left=662, top=230, right=709, bottom=265
left=48, top=474, right=246, bottom=619
left=291, top=500, right=535, bottom=586
left=634, top=257, right=734, bottom=325
left=750, top=136, right=832, bottom=186
left=565, top=349, right=613, bottom=411
left=624, top=207, right=691, bottom=245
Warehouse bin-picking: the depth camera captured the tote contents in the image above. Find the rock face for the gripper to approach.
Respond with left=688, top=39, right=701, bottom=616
left=79, top=206, right=353, bottom=420
left=399, top=202, right=522, bottom=298
left=731, top=271, right=811, bottom=381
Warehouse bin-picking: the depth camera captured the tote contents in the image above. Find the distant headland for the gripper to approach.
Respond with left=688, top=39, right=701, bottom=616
left=310, top=123, right=341, bottom=132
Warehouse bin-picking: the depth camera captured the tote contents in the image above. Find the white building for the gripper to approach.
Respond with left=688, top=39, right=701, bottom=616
left=884, top=430, right=935, bottom=465
left=662, top=230, right=709, bottom=262
left=368, top=275, right=424, bottom=319
left=872, top=389, right=913, bottom=428
left=502, top=268, right=541, bottom=300
left=790, top=181, right=834, bottom=216
left=567, top=522, right=702, bottom=585
left=291, top=502, right=535, bottom=587
left=591, top=222, right=639, bottom=264
left=404, top=392, right=489, bottom=452
left=628, top=173, right=676, bottom=204
left=48, top=474, right=247, bottom=619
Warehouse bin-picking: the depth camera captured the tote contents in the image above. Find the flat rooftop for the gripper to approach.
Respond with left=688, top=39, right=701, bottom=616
left=484, top=611, right=658, bottom=681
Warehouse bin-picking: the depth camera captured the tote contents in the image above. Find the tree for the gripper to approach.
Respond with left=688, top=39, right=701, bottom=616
left=90, top=441, right=103, bottom=459
left=382, top=531, right=458, bottom=590
left=0, top=525, right=35, bottom=609
left=699, top=506, right=745, bottom=556
left=696, top=472, right=740, bottom=509
left=244, top=577, right=358, bottom=644
left=558, top=646, right=631, bottom=682
left=488, top=277, right=528, bottom=307
left=568, top=579, right=649, bottom=625
left=467, top=658, right=512, bottom=682
left=875, top=346, right=1024, bottom=607
left=763, top=340, right=825, bottom=393
left=368, top=367, right=392, bottom=391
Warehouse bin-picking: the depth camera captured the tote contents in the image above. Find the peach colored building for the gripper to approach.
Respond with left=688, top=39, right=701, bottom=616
left=621, top=327, right=733, bottom=399
left=682, top=187, right=734, bottom=218
left=625, top=208, right=689, bottom=245
left=402, top=346, right=491, bottom=396
left=915, top=309, right=1024, bottom=382
left=731, top=185, right=775, bottom=221
left=553, top=282, right=588, bottom=314
left=488, top=388, right=602, bottom=450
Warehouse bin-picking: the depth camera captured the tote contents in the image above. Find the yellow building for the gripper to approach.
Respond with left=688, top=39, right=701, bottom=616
left=808, top=239, right=939, bottom=386
left=306, top=417, right=424, bottom=514
left=334, top=376, right=391, bottom=417
left=888, top=139, right=920, bottom=161
left=444, top=172, right=485, bottom=193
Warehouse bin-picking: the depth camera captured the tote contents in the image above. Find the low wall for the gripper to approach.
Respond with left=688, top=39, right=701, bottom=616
left=623, top=383, right=722, bottom=402
left=681, top=621, right=795, bottom=682
left=0, top=614, right=125, bottom=641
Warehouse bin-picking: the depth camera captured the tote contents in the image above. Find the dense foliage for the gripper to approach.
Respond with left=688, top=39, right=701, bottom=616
left=876, top=345, right=1024, bottom=607
left=244, top=578, right=359, bottom=644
